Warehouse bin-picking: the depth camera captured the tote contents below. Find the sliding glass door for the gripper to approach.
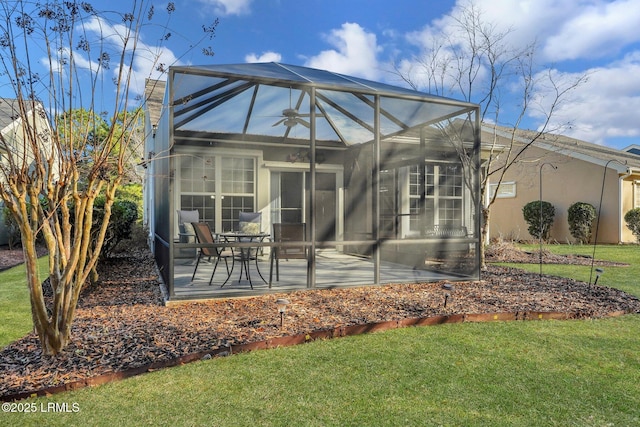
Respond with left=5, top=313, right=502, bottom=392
left=271, top=170, right=337, bottom=241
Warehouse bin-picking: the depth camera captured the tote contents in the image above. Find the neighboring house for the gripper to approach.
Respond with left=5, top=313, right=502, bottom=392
left=143, top=62, right=482, bottom=301
left=485, top=124, right=640, bottom=244
left=623, top=144, right=640, bottom=157
left=0, top=98, right=56, bottom=246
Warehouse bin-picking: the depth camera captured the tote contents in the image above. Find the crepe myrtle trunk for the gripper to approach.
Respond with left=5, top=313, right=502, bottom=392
left=11, top=181, right=118, bottom=356
left=0, top=1, right=216, bottom=355
left=480, top=206, right=490, bottom=269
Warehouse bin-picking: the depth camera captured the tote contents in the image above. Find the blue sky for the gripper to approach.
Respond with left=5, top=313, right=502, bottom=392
left=5, top=0, right=640, bottom=150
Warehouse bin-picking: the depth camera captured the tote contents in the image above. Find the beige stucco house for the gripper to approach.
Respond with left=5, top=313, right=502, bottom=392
left=0, top=98, right=56, bottom=246
left=484, top=124, right=640, bottom=244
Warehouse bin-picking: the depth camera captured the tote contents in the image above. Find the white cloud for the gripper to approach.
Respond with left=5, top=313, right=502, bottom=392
left=530, top=54, right=640, bottom=144
left=73, top=16, right=182, bottom=98
left=49, top=47, right=100, bottom=73
left=197, top=0, right=252, bottom=16
left=245, top=51, right=282, bottom=63
left=405, top=0, right=601, bottom=62
left=396, top=0, right=640, bottom=147
left=305, top=23, right=381, bottom=80
left=437, top=0, right=640, bottom=62
left=543, top=0, right=640, bottom=60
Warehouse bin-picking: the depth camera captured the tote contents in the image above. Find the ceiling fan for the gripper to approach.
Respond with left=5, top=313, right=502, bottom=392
left=272, top=107, right=310, bottom=128
left=272, top=87, right=311, bottom=129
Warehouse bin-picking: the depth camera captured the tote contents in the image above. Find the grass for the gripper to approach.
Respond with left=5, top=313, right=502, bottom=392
left=508, top=243, right=640, bottom=297
left=0, top=257, right=48, bottom=346
left=2, top=244, right=639, bottom=426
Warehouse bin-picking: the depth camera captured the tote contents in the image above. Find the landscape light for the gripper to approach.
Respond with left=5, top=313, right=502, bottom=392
left=442, top=283, right=454, bottom=308
left=276, top=298, right=290, bottom=328
left=593, top=268, right=604, bottom=288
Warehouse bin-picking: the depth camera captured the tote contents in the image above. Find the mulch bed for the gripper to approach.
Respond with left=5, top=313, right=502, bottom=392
left=0, top=245, right=48, bottom=272
left=1, top=244, right=639, bottom=399
left=484, top=239, right=630, bottom=266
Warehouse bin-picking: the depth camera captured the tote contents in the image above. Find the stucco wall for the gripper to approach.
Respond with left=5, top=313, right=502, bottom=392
left=621, top=178, right=638, bottom=242
left=488, top=147, right=626, bottom=244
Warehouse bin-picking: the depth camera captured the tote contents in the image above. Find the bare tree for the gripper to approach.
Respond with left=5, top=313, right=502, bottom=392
left=394, top=1, right=587, bottom=266
left=0, top=1, right=216, bottom=355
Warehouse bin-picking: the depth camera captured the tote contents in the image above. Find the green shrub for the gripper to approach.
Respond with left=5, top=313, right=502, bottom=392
left=1, top=200, right=45, bottom=248
left=624, top=207, right=640, bottom=243
left=1, top=205, right=21, bottom=250
left=522, top=200, right=555, bottom=241
left=116, top=183, right=143, bottom=223
left=91, top=196, right=139, bottom=258
left=567, top=202, right=596, bottom=244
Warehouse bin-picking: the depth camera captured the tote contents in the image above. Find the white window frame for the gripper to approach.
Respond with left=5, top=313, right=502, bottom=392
left=488, top=181, right=517, bottom=199
left=176, top=150, right=257, bottom=233
left=408, top=162, right=465, bottom=231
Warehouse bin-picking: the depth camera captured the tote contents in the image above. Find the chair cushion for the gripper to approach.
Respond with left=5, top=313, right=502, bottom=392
left=239, top=212, right=261, bottom=234
left=177, top=210, right=199, bottom=225
left=180, top=222, right=196, bottom=243
left=240, top=221, right=260, bottom=234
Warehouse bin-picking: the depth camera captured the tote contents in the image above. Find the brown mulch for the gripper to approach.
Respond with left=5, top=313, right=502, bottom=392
left=0, top=245, right=49, bottom=272
left=484, top=239, right=630, bottom=266
left=1, top=243, right=639, bottom=398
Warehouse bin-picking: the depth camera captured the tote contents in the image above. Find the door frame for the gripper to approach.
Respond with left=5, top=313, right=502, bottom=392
left=265, top=161, right=343, bottom=242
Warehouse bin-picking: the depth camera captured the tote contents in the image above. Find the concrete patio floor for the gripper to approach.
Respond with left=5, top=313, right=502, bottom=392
left=169, top=249, right=455, bottom=301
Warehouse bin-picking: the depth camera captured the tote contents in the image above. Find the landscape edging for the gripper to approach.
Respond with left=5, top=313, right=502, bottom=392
left=1, top=310, right=629, bottom=402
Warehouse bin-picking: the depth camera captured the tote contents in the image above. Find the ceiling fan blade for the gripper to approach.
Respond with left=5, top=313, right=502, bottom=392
left=296, top=118, right=310, bottom=128
left=272, top=118, right=286, bottom=127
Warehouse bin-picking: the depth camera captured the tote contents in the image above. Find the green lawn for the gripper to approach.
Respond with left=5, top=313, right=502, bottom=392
left=0, top=257, right=48, bottom=346
left=2, top=245, right=639, bottom=426
left=509, top=243, right=640, bottom=297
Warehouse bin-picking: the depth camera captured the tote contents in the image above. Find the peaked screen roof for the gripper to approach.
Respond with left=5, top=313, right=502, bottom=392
left=168, top=62, right=476, bottom=146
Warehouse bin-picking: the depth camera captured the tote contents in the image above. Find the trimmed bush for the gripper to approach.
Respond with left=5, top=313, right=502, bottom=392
left=91, top=197, right=139, bottom=258
left=116, top=183, right=143, bottom=223
left=624, top=207, right=640, bottom=243
left=568, top=202, right=596, bottom=244
left=523, top=200, right=555, bottom=241
left=2, top=205, right=21, bottom=250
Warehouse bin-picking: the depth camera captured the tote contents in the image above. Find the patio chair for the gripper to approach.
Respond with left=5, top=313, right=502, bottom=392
left=269, top=222, right=307, bottom=288
left=191, top=222, right=235, bottom=286
left=177, top=210, right=199, bottom=259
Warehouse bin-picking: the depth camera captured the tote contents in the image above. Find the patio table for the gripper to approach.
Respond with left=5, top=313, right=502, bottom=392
left=220, top=232, right=269, bottom=289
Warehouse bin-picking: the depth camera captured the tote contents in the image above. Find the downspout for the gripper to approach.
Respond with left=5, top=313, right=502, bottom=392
left=619, top=168, right=632, bottom=243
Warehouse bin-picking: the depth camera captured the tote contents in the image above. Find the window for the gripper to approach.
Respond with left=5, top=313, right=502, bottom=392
left=221, top=157, right=255, bottom=232
left=635, top=181, right=640, bottom=208
left=179, top=154, right=255, bottom=232
left=409, top=162, right=464, bottom=231
left=179, top=155, right=216, bottom=224
left=488, top=181, right=516, bottom=199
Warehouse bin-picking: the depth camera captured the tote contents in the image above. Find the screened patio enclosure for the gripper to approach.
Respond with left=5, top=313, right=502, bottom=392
left=144, top=62, right=481, bottom=301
